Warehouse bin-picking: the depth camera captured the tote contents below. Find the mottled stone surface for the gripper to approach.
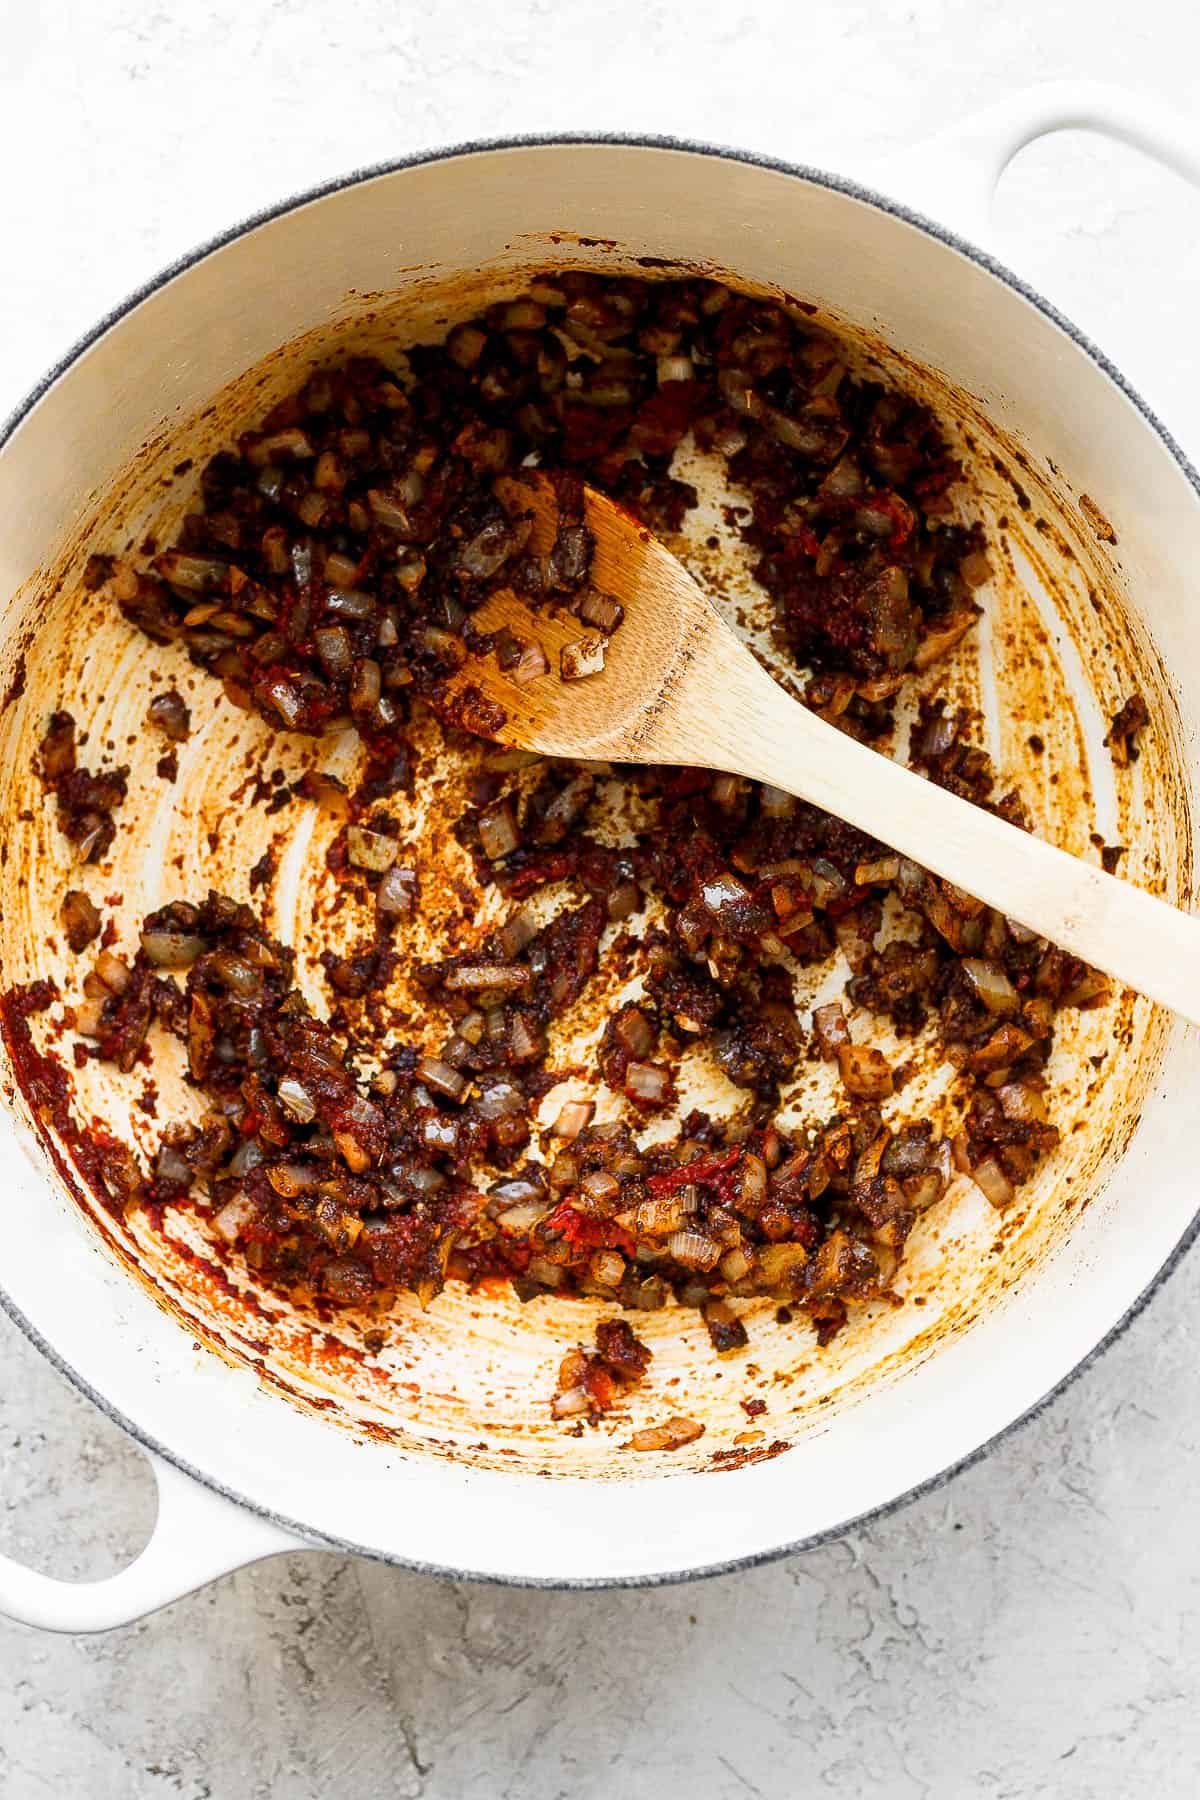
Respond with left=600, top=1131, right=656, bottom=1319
left=5, top=1268, right=1200, bottom=1798
left=3, top=2, right=1200, bottom=1794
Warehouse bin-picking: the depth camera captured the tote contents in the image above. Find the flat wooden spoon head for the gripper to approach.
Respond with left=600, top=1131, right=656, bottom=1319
left=438, top=474, right=728, bottom=764
left=434, top=474, right=1200, bottom=1030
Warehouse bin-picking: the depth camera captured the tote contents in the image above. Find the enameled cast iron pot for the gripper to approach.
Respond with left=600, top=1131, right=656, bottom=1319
left=3, top=82, right=1200, bottom=1630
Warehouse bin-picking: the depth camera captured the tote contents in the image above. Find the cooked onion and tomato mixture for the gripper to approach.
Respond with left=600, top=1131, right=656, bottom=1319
left=23, top=272, right=1129, bottom=1416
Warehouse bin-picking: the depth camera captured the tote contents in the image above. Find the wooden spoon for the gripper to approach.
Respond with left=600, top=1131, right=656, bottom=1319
left=444, top=476, right=1200, bottom=1025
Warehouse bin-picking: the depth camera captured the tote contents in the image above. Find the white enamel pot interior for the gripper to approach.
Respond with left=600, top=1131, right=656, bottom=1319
left=3, top=105, right=1200, bottom=1627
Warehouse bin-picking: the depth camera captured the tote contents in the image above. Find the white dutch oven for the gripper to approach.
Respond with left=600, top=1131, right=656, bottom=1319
left=3, top=82, right=1200, bottom=1631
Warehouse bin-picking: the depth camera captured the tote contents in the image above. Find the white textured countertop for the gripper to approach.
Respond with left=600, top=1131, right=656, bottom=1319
left=4, top=2, right=1200, bottom=1794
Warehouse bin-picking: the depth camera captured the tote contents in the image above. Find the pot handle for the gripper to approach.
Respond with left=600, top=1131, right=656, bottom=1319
left=889, top=77, right=1200, bottom=249
left=0, top=1451, right=305, bottom=1632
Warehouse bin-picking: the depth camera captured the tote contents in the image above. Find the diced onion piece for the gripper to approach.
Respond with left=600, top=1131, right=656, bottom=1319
left=855, top=855, right=900, bottom=885
left=972, top=1156, right=1016, bottom=1209
left=961, top=958, right=1019, bottom=1015
left=666, top=1228, right=721, bottom=1271
left=267, top=1159, right=322, bottom=1198
left=350, top=657, right=383, bottom=714
left=760, top=784, right=795, bottom=818
left=614, top=1007, right=655, bottom=1058
left=395, top=554, right=426, bottom=595
left=578, top=589, right=624, bottom=633
left=367, top=488, right=413, bottom=534
left=73, top=998, right=106, bottom=1040
left=757, top=1242, right=810, bottom=1290
left=94, top=950, right=131, bottom=995
left=738, top=1153, right=767, bottom=1209
left=509, top=1013, right=544, bottom=1062
left=498, top=1199, right=550, bottom=1236
left=347, top=827, right=399, bottom=873
left=140, top=929, right=207, bottom=969
left=326, top=586, right=377, bottom=620
left=333, top=1129, right=374, bottom=1174
left=147, top=690, right=191, bottom=741
left=552, top=1386, right=590, bottom=1418
left=296, top=490, right=327, bottom=528
left=1063, top=969, right=1112, bottom=1009
left=377, top=866, right=418, bottom=919
left=261, top=675, right=305, bottom=728
left=324, top=550, right=360, bottom=587
left=606, top=880, right=640, bottom=922
left=837, top=1043, right=893, bottom=1099
left=415, top=1056, right=467, bottom=1100
left=632, top=1194, right=687, bottom=1238
left=657, top=353, right=695, bottom=384
left=549, top=1151, right=579, bottom=1192
left=498, top=906, right=537, bottom=957
left=314, top=626, right=353, bottom=678
left=904, top=1170, right=946, bottom=1212
left=856, top=672, right=905, bottom=704
left=812, top=1002, right=850, bottom=1059
left=768, top=407, right=836, bottom=454
left=801, top=857, right=848, bottom=907
left=447, top=323, right=488, bottom=368
left=245, top=428, right=314, bottom=465
left=201, top=957, right=260, bottom=1000
left=589, top=1249, right=626, bottom=1288
left=212, top=1193, right=256, bottom=1243
left=527, top=1256, right=565, bottom=1288
left=155, top=551, right=229, bottom=592
left=483, top=747, right=542, bottom=772
left=912, top=609, right=976, bottom=671
left=552, top=1098, right=594, bottom=1141
left=475, top=1080, right=526, bottom=1120
left=702, top=871, right=751, bottom=915
left=307, top=443, right=348, bottom=495
left=625, top=1062, right=671, bottom=1107
left=277, top=1077, right=317, bottom=1123
left=456, top=1008, right=485, bottom=1051
left=443, top=963, right=530, bottom=992
left=719, top=1246, right=753, bottom=1284
left=512, top=641, right=550, bottom=685
left=560, top=636, right=606, bottom=681
left=61, top=889, right=101, bottom=953
left=156, top=1142, right=193, bottom=1187
left=423, top=1115, right=459, bottom=1157
left=630, top=1415, right=705, bottom=1452
left=487, top=1176, right=544, bottom=1212
left=478, top=801, right=519, bottom=861
left=997, top=1081, right=1048, bottom=1124
left=820, top=456, right=864, bottom=500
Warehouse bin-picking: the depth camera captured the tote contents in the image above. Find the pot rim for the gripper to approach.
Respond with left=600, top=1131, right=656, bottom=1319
left=1, top=129, right=1197, bottom=1591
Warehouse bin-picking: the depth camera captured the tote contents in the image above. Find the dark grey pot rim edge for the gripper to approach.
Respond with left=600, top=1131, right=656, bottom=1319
left=1, top=127, right=1196, bottom=1600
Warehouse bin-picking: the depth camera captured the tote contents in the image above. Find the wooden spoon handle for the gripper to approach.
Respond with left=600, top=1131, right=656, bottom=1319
left=663, top=639, right=1199, bottom=1024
